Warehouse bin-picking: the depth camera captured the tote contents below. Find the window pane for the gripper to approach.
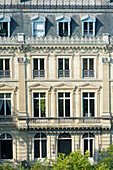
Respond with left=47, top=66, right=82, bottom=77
left=6, top=93, right=11, bottom=98
left=83, top=93, right=88, bottom=98
left=34, top=99, right=39, bottom=117
left=65, top=93, right=70, bottom=97
left=1, top=140, right=13, bottom=159
left=59, top=59, right=63, bottom=70
left=84, top=139, right=88, bottom=155
left=40, top=59, right=44, bottom=70
left=58, top=99, right=63, bottom=117
left=58, top=93, right=63, bottom=98
left=90, top=139, right=93, bottom=157
left=59, top=22, right=63, bottom=37
left=34, top=140, right=40, bottom=158
left=34, top=59, right=38, bottom=70
left=0, top=59, right=3, bottom=70
left=0, top=94, right=4, bottom=98
left=65, top=99, right=70, bottom=117
left=58, top=140, right=71, bottom=156
left=0, top=100, right=4, bottom=115
left=89, top=22, right=93, bottom=35
left=83, top=59, right=87, bottom=70
left=64, top=22, right=68, bottom=35
left=89, top=59, right=94, bottom=70
left=34, top=93, right=39, bottom=98
left=5, top=59, right=9, bottom=70
left=41, top=99, right=46, bottom=117
left=89, top=93, right=95, bottom=97
left=83, top=99, right=88, bottom=117
left=40, top=93, right=45, bottom=98
left=6, top=100, right=11, bottom=115
left=42, top=140, right=47, bottom=158
left=84, top=22, right=88, bottom=35
left=90, top=99, right=94, bottom=117
left=65, top=59, right=69, bottom=70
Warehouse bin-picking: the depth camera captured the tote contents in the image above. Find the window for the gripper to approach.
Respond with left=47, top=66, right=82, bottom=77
left=0, top=59, right=10, bottom=78
left=58, top=58, right=70, bottom=78
left=34, top=133, right=47, bottom=159
left=33, top=93, right=46, bottom=117
left=58, top=133, right=72, bottom=156
left=31, top=15, right=46, bottom=38
left=81, top=15, right=96, bottom=37
left=56, top=15, right=71, bottom=37
left=0, top=133, right=13, bottom=159
left=58, top=92, right=70, bottom=117
left=83, top=92, right=95, bottom=117
left=0, top=93, right=11, bottom=116
left=0, top=16, right=11, bottom=37
left=82, top=133, right=95, bottom=157
left=82, top=58, right=94, bottom=78
left=33, top=59, right=45, bottom=78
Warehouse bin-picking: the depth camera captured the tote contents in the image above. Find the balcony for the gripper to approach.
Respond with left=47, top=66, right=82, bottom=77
left=83, top=70, right=94, bottom=78
left=18, top=117, right=111, bottom=130
left=33, top=70, right=45, bottom=78
left=58, top=70, right=70, bottom=78
left=0, top=70, right=10, bottom=78
left=0, top=116, right=18, bottom=127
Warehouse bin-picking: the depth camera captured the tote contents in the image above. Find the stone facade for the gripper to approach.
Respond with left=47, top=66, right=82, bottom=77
left=0, top=0, right=113, bottom=165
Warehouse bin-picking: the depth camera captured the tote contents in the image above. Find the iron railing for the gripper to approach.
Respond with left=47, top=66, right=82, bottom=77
left=33, top=70, right=45, bottom=78
left=0, top=70, right=10, bottom=78
left=83, top=70, right=94, bottom=78
left=58, top=70, right=70, bottom=78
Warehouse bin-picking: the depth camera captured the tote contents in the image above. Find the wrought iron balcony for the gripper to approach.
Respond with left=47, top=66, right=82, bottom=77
left=0, top=70, right=10, bottom=78
left=58, top=70, right=70, bottom=78
left=83, top=70, right=95, bottom=78
left=33, top=70, right=45, bottom=78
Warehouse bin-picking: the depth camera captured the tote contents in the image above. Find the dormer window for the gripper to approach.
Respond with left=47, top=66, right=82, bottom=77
left=0, top=16, right=11, bottom=37
left=56, top=15, right=71, bottom=37
left=31, top=15, right=46, bottom=37
left=81, top=15, right=96, bottom=37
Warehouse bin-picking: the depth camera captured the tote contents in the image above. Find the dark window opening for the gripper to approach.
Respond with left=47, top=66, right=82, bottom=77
left=0, top=22, right=8, bottom=37
left=0, top=140, right=13, bottom=159
left=59, top=22, right=68, bottom=37
left=33, top=59, right=45, bottom=78
left=58, top=139, right=71, bottom=156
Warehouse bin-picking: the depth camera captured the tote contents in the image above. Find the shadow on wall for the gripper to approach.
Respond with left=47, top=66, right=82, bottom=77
left=95, top=18, right=103, bottom=36
left=10, top=18, right=19, bottom=36
left=71, top=18, right=79, bottom=36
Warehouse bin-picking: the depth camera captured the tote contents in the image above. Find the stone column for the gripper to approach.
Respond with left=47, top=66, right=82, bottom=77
left=17, top=55, right=26, bottom=116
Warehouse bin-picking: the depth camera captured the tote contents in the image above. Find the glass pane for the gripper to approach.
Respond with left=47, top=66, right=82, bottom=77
left=83, top=99, right=88, bottom=117
left=84, top=22, right=88, bottom=35
left=42, top=140, right=47, bottom=158
left=1, top=140, right=13, bottom=159
left=90, top=99, right=94, bottom=117
left=83, top=93, right=88, bottom=98
left=58, top=99, right=63, bottom=117
left=7, top=133, right=12, bottom=139
left=65, top=93, right=70, bottom=97
left=59, top=22, right=63, bottom=37
left=90, top=139, right=93, bottom=157
left=0, top=59, right=3, bottom=70
left=89, top=59, right=94, bottom=70
left=34, top=93, right=39, bottom=98
left=41, top=99, right=46, bottom=117
left=5, top=59, right=9, bottom=70
left=34, top=140, right=40, bottom=158
left=58, top=93, right=63, bottom=98
left=83, top=59, right=87, bottom=70
left=6, top=93, right=11, bottom=98
left=34, top=133, right=40, bottom=138
left=89, top=22, right=93, bottom=31
left=58, top=140, right=71, bottom=156
left=59, top=59, right=63, bottom=70
left=34, top=59, right=38, bottom=70
left=65, top=59, right=69, bottom=70
left=34, top=99, right=39, bottom=117
left=64, top=22, right=68, bottom=35
left=65, top=99, right=70, bottom=117
left=40, top=93, right=45, bottom=98
left=89, top=93, right=95, bottom=97
left=0, top=93, right=4, bottom=98
left=41, top=133, right=46, bottom=138
left=84, top=139, right=88, bottom=155
left=0, top=100, right=4, bottom=115
left=6, top=100, right=11, bottom=115
left=40, top=59, right=44, bottom=70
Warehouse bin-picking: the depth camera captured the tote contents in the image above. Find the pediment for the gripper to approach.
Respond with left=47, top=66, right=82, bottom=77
left=31, top=15, right=46, bottom=22
left=81, top=14, right=96, bottom=22
left=53, top=83, right=75, bottom=89
left=56, top=15, right=71, bottom=22
left=78, top=82, right=100, bottom=89
left=28, top=83, right=51, bottom=90
left=0, top=83, right=16, bottom=91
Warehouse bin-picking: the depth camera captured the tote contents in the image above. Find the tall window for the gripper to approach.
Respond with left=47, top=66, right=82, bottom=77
left=59, top=22, right=68, bottom=37
left=0, top=59, right=10, bottom=78
left=58, top=133, right=72, bottom=156
left=84, top=22, right=93, bottom=36
left=83, top=92, right=95, bottom=117
left=33, top=59, right=45, bottom=78
left=82, top=59, right=94, bottom=78
left=0, top=93, right=11, bottom=116
left=34, top=133, right=47, bottom=159
left=82, top=133, right=95, bottom=157
left=58, top=58, right=70, bottom=78
left=33, top=93, right=46, bottom=117
left=0, top=133, right=13, bottom=159
left=58, top=92, right=70, bottom=117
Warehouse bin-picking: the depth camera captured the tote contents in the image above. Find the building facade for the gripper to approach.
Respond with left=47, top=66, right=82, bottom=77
left=0, top=0, right=113, bottom=165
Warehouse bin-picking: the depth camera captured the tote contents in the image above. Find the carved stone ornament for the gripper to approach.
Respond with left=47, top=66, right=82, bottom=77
left=102, top=57, right=111, bottom=64
left=17, top=57, right=26, bottom=64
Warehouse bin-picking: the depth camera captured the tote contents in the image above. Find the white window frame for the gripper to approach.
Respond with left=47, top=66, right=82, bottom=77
left=82, top=92, right=95, bottom=117
left=0, top=16, right=11, bottom=37
left=33, top=58, right=45, bottom=78
left=58, top=58, right=70, bottom=78
left=82, top=58, right=95, bottom=78
left=0, top=93, right=12, bottom=116
left=33, top=92, right=46, bottom=117
left=57, top=92, right=71, bottom=117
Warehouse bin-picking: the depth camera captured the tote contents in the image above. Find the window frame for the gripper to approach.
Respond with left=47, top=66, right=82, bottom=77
left=0, top=58, right=10, bottom=79
left=33, top=58, right=45, bottom=79
left=82, top=58, right=95, bottom=78
left=57, top=58, right=70, bottom=78
left=0, top=16, right=11, bottom=37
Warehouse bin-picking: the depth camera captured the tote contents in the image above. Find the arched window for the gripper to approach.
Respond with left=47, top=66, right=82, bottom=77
left=82, top=133, right=95, bottom=157
left=58, top=133, right=72, bottom=156
left=34, top=133, right=47, bottom=159
left=0, top=133, right=13, bottom=159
